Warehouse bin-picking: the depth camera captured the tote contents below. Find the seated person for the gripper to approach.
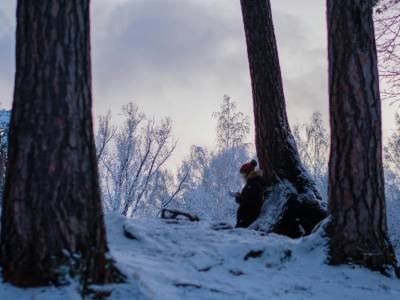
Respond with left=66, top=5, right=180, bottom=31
left=235, top=160, right=265, bottom=228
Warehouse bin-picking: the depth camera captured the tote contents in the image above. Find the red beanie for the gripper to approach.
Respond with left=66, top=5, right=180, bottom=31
left=240, top=160, right=258, bottom=174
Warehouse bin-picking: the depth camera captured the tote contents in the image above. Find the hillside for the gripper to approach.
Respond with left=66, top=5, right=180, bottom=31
left=1, top=214, right=400, bottom=300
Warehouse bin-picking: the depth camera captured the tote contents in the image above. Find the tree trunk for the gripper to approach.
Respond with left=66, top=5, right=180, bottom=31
left=327, top=0, right=398, bottom=274
left=240, top=0, right=326, bottom=237
left=0, top=0, right=122, bottom=286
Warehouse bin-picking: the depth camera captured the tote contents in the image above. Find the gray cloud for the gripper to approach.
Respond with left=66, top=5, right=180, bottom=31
left=91, top=0, right=250, bottom=109
left=0, top=0, right=332, bottom=166
left=8, top=1, right=395, bottom=166
left=88, top=0, right=331, bottom=159
left=90, top=0, right=254, bottom=160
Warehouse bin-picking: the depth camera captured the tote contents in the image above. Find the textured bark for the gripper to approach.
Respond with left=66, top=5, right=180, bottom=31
left=327, top=0, right=398, bottom=273
left=0, top=0, right=121, bottom=286
left=240, top=0, right=326, bottom=237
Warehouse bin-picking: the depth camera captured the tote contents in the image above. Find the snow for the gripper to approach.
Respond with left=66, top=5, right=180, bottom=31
left=0, top=109, right=10, bottom=127
left=249, top=180, right=296, bottom=232
left=1, top=214, right=400, bottom=299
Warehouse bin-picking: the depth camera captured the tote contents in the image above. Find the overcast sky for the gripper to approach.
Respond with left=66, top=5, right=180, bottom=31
left=0, top=0, right=397, bottom=168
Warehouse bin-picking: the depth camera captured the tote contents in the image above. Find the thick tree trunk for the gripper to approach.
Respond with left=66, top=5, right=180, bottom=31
left=240, top=0, right=326, bottom=237
left=327, top=0, right=398, bottom=273
left=0, top=0, right=121, bottom=286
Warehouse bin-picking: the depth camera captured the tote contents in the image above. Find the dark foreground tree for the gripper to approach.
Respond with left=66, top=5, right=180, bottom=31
left=375, top=0, right=400, bottom=101
left=0, top=0, right=122, bottom=286
left=327, top=0, right=398, bottom=274
left=240, top=0, right=326, bottom=237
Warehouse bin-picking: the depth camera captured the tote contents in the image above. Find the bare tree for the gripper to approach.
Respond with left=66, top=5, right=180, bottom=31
left=97, top=103, right=183, bottom=217
left=240, top=0, right=326, bottom=237
left=327, top=0, right=398, bottom=274
left=0, top=0, right=120, bottom=286
left=375, top=0, right=400, bottom=100
left=212, top=95, right=250, bottom=151
left=385, top=113, right=400, bottom=176
left=96, top=110, right=117, bottom=161
left=293, top=112, right=329, bottom=202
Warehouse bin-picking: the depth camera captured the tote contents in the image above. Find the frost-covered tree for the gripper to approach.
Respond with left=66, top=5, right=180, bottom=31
left=170, top=146, right=209, bottom=213
left=96, top=110, right=117, bottom=161
left=178, top=145, right=251, bottom=223
left=384, top=113, right=400, bottom=250
left=212, top=95, right=250, bottom=151
left=203, top=146, right=251, bottom=221
left=135, top=169, right=175, bottom=217
left=96, top=103, right=183, bottom=217
left=175, top=97, right=252, bottom=223
left=293, top=112, right=329, bottom=202
left=385, top=169, right=400, bottom=251
left=161, top=146, right=207, bottom=211
left=385, top=113, right=400, bottom=176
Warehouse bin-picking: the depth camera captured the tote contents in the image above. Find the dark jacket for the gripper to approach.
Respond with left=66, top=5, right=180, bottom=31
left=235, top=170, right=266, bottom=228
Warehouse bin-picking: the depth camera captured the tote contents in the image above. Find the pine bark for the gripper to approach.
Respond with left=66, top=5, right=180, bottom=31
left=0, top=0, right=120, bottom=286
left=327, top=0, right=398, bottom=273
left=240, top=0, right=326, bottom=237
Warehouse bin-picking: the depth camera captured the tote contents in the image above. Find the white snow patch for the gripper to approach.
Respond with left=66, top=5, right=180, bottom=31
left=1, top=213, right=400, bottom=299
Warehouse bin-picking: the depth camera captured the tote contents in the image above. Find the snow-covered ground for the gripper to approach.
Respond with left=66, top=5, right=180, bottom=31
left=1, top=214, right=400, bottom=299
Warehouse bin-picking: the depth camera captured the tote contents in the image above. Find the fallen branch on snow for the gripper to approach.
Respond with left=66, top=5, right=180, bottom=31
left=160, top=208, right=200, bottom=222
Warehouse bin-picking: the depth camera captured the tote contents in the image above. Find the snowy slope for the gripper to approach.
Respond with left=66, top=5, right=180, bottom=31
left=1, top=214, right=400, bottom=299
